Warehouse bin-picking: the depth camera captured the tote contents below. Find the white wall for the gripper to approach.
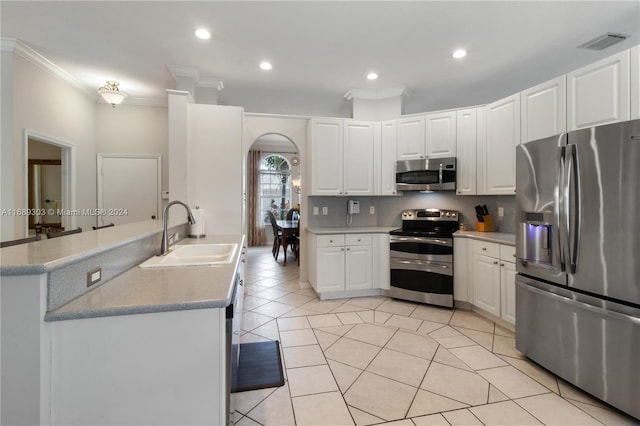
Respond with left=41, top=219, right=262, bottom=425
left=10, top=53, right=96, bottom=237
left=95, top=104, right=169, bottom=193
left=1, top=48, right=15, bottom=240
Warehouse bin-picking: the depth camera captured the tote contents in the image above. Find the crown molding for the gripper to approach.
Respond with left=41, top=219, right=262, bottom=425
left=167, top=64, right=200, bottom=80
left=166, top=89, right=194, bottom=104
left=4, top=38, right=96, bottom=98
left=167, top=64, right=224, bottom=91
left=198, top=79, right=224, bottom=91
left=1, top=38, right=17, bottom=52
left=344, top=86, right=407, bottom=100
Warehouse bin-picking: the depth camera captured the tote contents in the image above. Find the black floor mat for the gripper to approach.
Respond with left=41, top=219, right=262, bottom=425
left=231, top=340, right=285, bottom=393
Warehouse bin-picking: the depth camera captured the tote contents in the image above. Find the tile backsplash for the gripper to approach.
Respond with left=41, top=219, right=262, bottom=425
left=307, top=193, right=516, bottom=233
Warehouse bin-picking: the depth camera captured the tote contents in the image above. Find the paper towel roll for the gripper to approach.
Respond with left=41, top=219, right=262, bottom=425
left=188, top=208, right=206, bottom=237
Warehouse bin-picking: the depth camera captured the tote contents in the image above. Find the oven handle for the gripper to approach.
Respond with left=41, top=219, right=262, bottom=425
left=390, top=235, right=452, bottom=247
left=390, top=258, right=453, bottom=276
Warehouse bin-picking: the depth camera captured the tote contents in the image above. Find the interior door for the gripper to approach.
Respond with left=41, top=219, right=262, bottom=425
left=98, top=155, right=161, bottom=226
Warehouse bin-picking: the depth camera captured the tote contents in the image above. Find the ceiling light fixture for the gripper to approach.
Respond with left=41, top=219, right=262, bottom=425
left=98, top=81, right=128, bottom=108
left=194, top=28, right=211, bottom=40
left=367, top=72, right=378, bottom=80
left=259, top=61, right=273, bottom=71
left=453, top=49, right=467, bottom=59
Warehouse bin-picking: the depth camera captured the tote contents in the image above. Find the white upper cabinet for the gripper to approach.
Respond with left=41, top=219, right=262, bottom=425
left=480, top=93, right=520, bottom=195
left=425, top=111, right=457, bottom=158
left=455, top=108, right=478, bottom=195
left=310, top=118, right=344, bottom=195
left=397, top=116, right=426, bottom=160
left=567, top=49, right=630, bottom=131
left=344, top=121, right=374, bottom=196
left=631, top=45, right=639, bottom=120
left=379, top=120, right=398, bottom=195
left=309, top=118, right=374, bottom=196
left=521, top=76, right=566, bottom=143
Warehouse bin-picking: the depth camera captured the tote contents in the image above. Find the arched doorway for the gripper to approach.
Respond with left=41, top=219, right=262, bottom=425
left=246, top=133, right=300, bottom=249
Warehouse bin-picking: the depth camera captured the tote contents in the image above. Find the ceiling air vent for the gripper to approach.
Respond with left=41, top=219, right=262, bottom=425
left=578, top=32, right=629, bottom=50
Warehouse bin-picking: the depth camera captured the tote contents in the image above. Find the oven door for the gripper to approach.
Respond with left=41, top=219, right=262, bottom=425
left=389, top=258, right=454, bottom=307
left=390, top=235, right=452, bottom=262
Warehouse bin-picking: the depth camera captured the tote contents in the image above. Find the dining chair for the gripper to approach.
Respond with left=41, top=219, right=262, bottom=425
left=0, top=234, right=42, bottom=248
left=46, top=227, right=82, bottom=239
left=267, top=211, right=282, bottom=259
left=285, top=208, right=300, bottom=220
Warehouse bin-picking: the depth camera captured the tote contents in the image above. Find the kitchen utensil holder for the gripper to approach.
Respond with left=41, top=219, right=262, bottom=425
left=477, top=215, right=494, bottom=232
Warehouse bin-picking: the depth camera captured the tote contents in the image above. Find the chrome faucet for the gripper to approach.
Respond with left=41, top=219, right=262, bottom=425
left=159, top=201, right=196, bottom=256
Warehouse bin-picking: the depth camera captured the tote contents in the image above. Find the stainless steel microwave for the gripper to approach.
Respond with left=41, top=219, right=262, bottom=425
left=395, top=157, right=456, bottom=191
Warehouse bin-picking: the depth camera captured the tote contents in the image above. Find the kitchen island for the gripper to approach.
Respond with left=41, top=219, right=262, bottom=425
left=0, top=221, right=244, bottom=426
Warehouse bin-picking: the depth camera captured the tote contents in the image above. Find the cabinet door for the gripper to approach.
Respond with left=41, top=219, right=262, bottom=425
left=567, top=49, right=630, bottom=131
left=317, top=246, right=345, bottom=292
left=500, top=261, right=517, bottom=325
left=473, top=253, right=501, bottom=317
left=631, top=45, right=639, bottom=120
left=310, top=119, right=343, bottom=195
left=345, top=245, right=372, bottom=291
left=425, top=111, right=457, bottom=158
left=380, top=120, right=398, bottom=195
left=483, top=93, right=520, bottom=195
left=453, top=237, right=470, bottom=302
left=521, top=76, right=566, bottom=143
left=344, top=121, right=374, bottom=196
left=397, top=116, right=426, bottom=160
left=455, top=108, right=477, bottom=195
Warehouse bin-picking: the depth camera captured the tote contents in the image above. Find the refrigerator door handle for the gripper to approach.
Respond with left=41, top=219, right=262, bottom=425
left=556, top=146, right=566, bottom=272
left=567, top=144, right=581, bottom=274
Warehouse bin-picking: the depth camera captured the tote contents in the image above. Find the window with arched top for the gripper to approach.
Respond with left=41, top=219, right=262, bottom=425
left=260, top=154, right=291, bottom=221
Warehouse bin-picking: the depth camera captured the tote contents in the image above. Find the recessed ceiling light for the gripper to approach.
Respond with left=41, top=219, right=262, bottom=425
left=453, top=49, right=467, bottom=59
left=367, top=72, right=378, bottom=80
left=260, top=61, right=273, bottom=71
left=194, top=28, right=211, bottom=40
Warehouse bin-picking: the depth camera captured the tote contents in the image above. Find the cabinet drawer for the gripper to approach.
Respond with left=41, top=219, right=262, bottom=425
left=345, top=234, right=372, bottom=246
left=472, top=240, right=500, bottom=258
left=316, top=234, right=345, bottom=248
left=500, top=245, right=516, bottom=263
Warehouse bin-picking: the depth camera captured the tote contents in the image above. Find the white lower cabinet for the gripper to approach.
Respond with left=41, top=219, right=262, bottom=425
left=310, top=233, right=373, bottom=296
left=470, top=240, right=516, bottom=325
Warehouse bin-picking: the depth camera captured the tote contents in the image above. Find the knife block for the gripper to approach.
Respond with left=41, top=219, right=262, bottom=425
left=477, top=215, right=495, bottom=232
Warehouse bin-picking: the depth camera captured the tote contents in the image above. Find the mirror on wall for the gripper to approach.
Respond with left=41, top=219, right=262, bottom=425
left=28, top=159, right=63, bottom=233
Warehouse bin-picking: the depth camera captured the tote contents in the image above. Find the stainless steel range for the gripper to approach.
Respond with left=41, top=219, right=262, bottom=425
left=389, top=209, right=459, bottom=308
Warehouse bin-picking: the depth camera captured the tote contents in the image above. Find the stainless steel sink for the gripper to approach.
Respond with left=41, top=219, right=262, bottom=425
left=139, top=243, right=238, bottom=268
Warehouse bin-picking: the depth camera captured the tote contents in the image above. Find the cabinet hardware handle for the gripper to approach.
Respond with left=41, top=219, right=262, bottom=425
left=239, top=280, right=244, bottom=286
left=482, top=247, right=487, bottom=251
left=242, top=259, right=246, bottom=263
left=493, top=261, right=498, bottom=265
left=500, top=263, right=504, bottom=266
left=329, top=240, right=333, bottom=243
left=341, top=248, right=344, bottom=251
left=347, top=248, right=350, bottom=251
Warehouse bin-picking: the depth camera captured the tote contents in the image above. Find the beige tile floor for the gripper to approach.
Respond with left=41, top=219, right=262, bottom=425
left=233, top=246, right=638, bottom=426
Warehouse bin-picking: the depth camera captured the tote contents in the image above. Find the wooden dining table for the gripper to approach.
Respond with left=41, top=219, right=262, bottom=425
left=276, top=219, right=299, bottom=265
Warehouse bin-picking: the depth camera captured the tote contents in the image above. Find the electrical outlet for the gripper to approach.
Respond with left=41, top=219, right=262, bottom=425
left=87, top=267, right=102, bottom=287
left=313, top=206, right=319, bottom=215
left=322, top=206, right=328, bottom=215
left=498, top=207, right=504, bottom=217
left=370, top=206, right=375, bottom=214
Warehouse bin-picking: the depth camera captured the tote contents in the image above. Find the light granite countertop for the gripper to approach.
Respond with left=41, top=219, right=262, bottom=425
left=44, top=234, right=245, bottom=322
left=307, top=226, right=398, bottom=235
left=0, top=219, right=186, bottom=275
left=453, top=230, right=515, bottom=246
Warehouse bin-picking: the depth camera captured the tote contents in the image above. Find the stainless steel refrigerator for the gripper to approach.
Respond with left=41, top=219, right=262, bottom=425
left=515, top=119, right=640, bottom=420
